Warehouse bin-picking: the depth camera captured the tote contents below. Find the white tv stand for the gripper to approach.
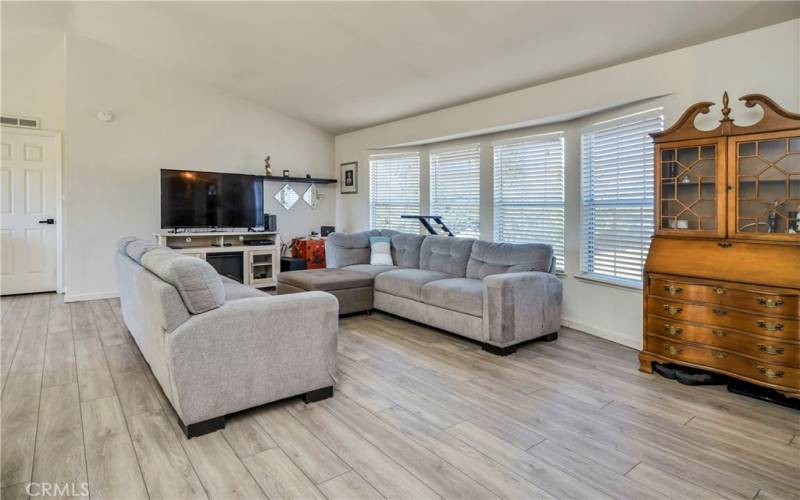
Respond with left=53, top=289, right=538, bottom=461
left=154, top=231, right=281, bottom=289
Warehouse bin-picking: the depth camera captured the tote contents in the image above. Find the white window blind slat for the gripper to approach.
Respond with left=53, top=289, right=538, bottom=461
left=430, top=145, right=481, bottom=238
left=581, top=111, right=664, bottom=286
left=369, top=153, right=420, bottom=232
left=493, top=135, right=565, bottom=271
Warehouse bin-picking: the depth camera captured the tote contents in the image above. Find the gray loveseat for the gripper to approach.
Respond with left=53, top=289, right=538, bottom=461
left=281, top=230, right=562, bottom=355
left=114, top=238, right=338, bottom=437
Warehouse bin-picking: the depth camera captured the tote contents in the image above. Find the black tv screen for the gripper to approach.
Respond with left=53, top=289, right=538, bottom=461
left=160, top=169, right=264, bottom=229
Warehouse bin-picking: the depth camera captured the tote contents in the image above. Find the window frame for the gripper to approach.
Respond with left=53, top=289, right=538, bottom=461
left=492, top=132, right=566, bottom=271
left=429, top=143, right=481, bottom=238
left=579, top=108, right=665, bottom=289
left=368, top=151, right=421, bottom=233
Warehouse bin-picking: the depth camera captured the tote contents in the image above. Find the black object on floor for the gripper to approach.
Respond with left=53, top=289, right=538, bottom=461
left=728, top=379, right=800, bottom=410
left=481, top=343, right=517, bottom=356
left=652, top=362, right=725, bottom=385
left=653, top=363, right=679, bottom=380
left=675, top=368, right=725, bottom=386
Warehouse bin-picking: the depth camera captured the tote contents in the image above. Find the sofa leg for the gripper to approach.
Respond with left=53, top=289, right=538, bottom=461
left=180, top=415, right=225, bottom=439
left=303, top=386, right=333, bottom=404
left=481, top=343, right=517, bottom=356
left=542, top=331, right=558, bottom=342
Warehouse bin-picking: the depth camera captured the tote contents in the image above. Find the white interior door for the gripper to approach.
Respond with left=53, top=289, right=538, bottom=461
left=0, top=129, right=60, bottom=295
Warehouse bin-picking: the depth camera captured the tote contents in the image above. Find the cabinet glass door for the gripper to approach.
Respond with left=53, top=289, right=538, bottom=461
left=656, top=138, right=725, bottom=237
left=730, top=132, right=800, bottom=240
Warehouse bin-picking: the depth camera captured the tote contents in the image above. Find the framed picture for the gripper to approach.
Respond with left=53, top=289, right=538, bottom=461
left=340, top=162, right=358, bottom=194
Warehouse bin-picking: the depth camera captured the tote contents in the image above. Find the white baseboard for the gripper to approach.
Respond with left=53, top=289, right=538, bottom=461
left=561, top=317, right=642, bottom=350
left=64, top=291, right=119, bottom=303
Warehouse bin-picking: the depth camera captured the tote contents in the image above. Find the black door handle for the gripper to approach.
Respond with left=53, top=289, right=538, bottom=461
left=38, top=218, right=55, bottom=225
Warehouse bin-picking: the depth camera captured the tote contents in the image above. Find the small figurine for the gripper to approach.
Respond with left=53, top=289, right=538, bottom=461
left=767, top=201, right=778, bottom=233
left=789, top=208, right=799, bottom=234
left=264, top=156, right=273, bottom=176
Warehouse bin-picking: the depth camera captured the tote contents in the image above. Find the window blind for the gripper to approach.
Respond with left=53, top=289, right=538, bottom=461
left=430, top=145, right=481, bottom=238
left=369, top=153, right=420, bottom=232
left=493, top=134, right=565, bottom=270
left=581, top=111, right=664, bottom=286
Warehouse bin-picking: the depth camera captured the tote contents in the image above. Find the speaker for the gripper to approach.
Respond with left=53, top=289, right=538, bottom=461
left=264, top=214, right=277, bottom=232
left=321, top=226, right=335, bottom=237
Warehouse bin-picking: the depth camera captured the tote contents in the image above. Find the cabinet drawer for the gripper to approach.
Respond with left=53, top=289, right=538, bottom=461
left=647, top=315, right=800, bottom=367
left=646, top=335, right=799, bottom=389
left=650, top=277, right=799, bottom=317
left=648, top=297, right=800, bottom=341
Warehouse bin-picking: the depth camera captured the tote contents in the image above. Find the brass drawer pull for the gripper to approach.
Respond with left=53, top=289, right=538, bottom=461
left=757, top=366, right=784, bottom=379
left=664, top=285, right=683, bottom=295
left=756, top=320, right=784, bottom=332
left=663, top=324, right=683, bottom=336
left=712, top=351, right=727, bottom=359
left=717, top=242, right=733, bottom=248
left=712, top=308, right=727, bottom=316
left=757, top=297, right=784, bottom=308
left=712, top=287, right=726, bottom=295
left=757, top=344, right=785, bottom=355
left=663, top=305, right=683, bottom=316
left=712, top=329, right=727, bottom=337
left=664, top=344, right=683, bottom=355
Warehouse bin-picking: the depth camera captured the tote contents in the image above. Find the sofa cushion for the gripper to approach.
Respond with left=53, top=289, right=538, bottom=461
left=342, top=264, right=397, bottom=277
left=126, top=239, right=160, bottom=263
left=466, top=240, right=554, bottom=279
left=374, top=268, right=451, bottom=301
left=278, top=268, right=374, bottom=291
left=141, top=248, right=225, bottom=314
left=116, top=236, right=137, bottom=253
left=419, top=235, right=475, bottom=277
left=325, top=230, right=380, bottom=268
left=388, top=233, right=425, bottom=268
left=421, top=278, right=484, bottom=317
left=220, top=276, right=268, bottom=301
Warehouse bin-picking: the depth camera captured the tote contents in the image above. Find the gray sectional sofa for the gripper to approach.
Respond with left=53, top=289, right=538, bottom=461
left=279, top=230, right=562, bottom=355
left=114, top=238, right=338, bottom=437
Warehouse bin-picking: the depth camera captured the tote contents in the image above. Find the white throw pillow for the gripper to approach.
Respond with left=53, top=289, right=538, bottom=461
left=369, top=236, right=393, bottom=266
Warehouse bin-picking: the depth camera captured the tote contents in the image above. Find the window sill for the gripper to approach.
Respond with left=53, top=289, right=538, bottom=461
left=574, top=274, right=643, bottom=292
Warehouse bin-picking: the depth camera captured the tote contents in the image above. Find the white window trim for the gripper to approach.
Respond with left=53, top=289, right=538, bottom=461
left=579, top=108, right=664, bottom=289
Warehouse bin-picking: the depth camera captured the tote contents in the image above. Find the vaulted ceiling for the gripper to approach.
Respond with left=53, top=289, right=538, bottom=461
left=3, top=1, right=799, bottom=133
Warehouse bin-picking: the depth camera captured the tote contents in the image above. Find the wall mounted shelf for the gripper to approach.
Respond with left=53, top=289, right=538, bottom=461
left=261, top=175, right=337, bottom=184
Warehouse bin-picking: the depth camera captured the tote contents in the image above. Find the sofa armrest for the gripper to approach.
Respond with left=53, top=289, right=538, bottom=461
left=165, top=291, right=338, bottom=424
left=483, top=271, right=562, bottom=347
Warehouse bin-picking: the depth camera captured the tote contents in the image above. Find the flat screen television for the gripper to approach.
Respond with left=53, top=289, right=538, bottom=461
left=160, top=169, right=264, bottom=229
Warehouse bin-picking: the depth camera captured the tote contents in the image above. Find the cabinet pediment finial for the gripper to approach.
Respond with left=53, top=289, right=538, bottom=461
left=720, top=91, right=732, bottom=123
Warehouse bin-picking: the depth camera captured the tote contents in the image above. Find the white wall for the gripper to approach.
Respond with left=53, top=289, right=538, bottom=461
left=334, top=19, right=800, bottom=349
left=61, top=34, right=336, bottom=300
left=1, top=31, right=66, bottom=131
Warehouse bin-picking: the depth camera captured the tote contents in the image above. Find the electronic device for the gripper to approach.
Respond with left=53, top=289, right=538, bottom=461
left=264, top=214, right=277, bottom=232
left=320, top=226, right=335, bottom=237
left=160, top=169, right=264, bottom=229
left=243, top=239, right=274, bottom=246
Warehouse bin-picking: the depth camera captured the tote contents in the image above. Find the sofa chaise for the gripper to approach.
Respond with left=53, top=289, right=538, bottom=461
left=114, top=238, right=338, bottom=437
left=278, top=230, right=562, bottom=355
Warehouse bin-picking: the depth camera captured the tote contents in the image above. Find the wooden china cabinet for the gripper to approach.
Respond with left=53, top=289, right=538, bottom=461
left=639, top=93, right=800, bottom=399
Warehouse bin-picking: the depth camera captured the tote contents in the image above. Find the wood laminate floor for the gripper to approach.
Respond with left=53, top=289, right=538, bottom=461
left=1, top=293, right=798, bottom=500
